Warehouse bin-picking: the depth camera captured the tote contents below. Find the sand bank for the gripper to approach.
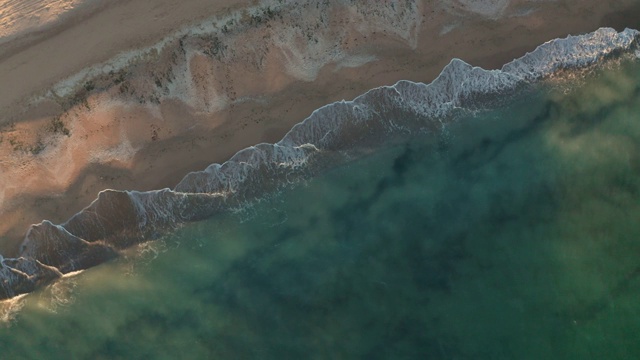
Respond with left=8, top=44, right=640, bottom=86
left=0, top=0, right=639, bottom=256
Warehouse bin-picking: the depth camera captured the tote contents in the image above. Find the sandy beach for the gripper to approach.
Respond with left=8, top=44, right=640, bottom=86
left=0, top=0, right=639, bottom=256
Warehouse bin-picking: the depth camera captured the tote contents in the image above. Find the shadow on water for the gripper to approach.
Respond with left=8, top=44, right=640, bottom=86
left=1, top=61, right=640, bottom=359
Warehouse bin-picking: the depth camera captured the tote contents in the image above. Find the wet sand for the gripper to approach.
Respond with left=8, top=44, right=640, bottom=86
left=0, top=0, right=639, bottom=256
left=0, top=0, right=257, bottom=114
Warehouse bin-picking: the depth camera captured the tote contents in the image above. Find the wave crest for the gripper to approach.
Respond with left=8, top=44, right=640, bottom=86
left=1, top=27, right=638, bottom=300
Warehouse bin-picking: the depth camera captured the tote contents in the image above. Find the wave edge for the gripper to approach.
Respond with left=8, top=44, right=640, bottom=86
left=1, top=27, right=638, bottom=300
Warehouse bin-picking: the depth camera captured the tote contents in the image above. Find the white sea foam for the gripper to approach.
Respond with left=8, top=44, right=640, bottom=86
left=0, top=294, right=27, bottom=324
left=1, top=27, right=639, bottom=301
left=41, top=0, right=423, bottom=107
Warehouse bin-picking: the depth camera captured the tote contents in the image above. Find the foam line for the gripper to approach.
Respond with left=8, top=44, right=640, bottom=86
left=1, top=27, right=638, bottom=300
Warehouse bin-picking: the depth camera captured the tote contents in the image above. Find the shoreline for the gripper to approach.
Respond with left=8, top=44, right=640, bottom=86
left=1, top=26, right=638, bottom=300
left=0, top=0, right=255, bottom=119
left=1, top=0, right=640, bottom=258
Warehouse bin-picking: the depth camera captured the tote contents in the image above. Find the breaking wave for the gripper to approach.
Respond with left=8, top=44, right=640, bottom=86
left=1, top=27, right=638, bottom=300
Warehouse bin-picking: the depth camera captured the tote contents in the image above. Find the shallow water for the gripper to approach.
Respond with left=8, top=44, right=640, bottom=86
left=1, top=60, right=640, bottom=359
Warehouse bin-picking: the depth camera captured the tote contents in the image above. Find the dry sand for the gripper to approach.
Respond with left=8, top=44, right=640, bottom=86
left=0, top=0, right=639, bottom=256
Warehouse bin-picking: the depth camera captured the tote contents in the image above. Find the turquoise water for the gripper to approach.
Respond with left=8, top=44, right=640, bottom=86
left=1, top=60, right=640, bottom=359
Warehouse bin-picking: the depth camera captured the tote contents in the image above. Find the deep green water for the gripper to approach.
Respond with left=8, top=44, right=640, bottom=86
left=2, top=60, right=640, bottom=359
